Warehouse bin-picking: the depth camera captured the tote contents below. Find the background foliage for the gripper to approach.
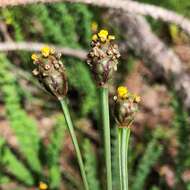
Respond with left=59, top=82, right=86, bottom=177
left=0, top=1, right=190, bottom=189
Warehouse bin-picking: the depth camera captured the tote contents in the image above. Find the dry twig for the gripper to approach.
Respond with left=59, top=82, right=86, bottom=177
left=1, top=0, right=190, bottom=36
left=0, top=42, right=87, bottom=60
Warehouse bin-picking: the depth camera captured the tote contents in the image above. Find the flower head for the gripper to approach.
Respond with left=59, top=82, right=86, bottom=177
left=92, top=34, right=98, bottom=41
left=98, top=29, right=109, bottom=42
left=39, top=181, right=48, bottom=190
left=113, top=86, right=140, bottom=128
left=87, top=29, right=120, bottom=86
left=31, top=46, right=68, bottom=99
left=31, top=53, right=39, bottom=62
left=117, top=86, right=128, bottom=99
left=133, top=94, right=141, bottom=103
left=41, top=46, right=55, bottom=57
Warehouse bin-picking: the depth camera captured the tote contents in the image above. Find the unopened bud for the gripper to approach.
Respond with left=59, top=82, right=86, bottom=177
left=113, top=86, right=140, bottom=128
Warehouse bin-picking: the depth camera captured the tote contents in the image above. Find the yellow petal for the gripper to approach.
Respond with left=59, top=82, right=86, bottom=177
left=108, top=35, right=115, bottom=41
left=117, top=86, right=128, bottom=98
left=92, top=34, right=98, bottom=41
left=31, top=53, right=38, bottom=61
left=41, top=46, right=51, bottom=57
left=100, top=37, right=107, bottom=42
left=134, top=94, right=141, bottom=103
left=98, top=29, right=108, bottom=39
left=39, top=182, right=48, bottom=190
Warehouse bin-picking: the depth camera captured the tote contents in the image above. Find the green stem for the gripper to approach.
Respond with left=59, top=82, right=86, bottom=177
left=99, top=87, right=112, bottom=190
left=60, top=99, right=89, bottom=190
left=118, top=128, right=122, bottom=190
left=120, top=128, right=130, bottom=190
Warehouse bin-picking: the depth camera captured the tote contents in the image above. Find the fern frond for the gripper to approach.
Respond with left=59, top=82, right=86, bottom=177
left=47, top=115, right=66, bottom=189
left=66, top=58, right=97, bottom=116
left=131, top=137, right=163, bottom=190
left=0, top=54, right=41, bottom=173
left=0, top=138, right=34, bottom=186
left=172, top=95, right=190, bottom=187
left=47, top=3, right=79, bottom=48
left=83, top=139, right=100, bottom=190
left=27, top=4, right=68, bottom=46
left=67, top=3, right=93, bottom=48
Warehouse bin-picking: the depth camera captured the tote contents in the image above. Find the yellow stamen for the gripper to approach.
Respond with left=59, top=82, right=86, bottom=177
left=41, top=46, right=51, bottom=57
left=92, top=34, right=98, bottom=41
left=50, top=47, right=55, bottom=54
left=98, top=29, right=109, bottom=42
left=117, top=86, right=128, bottom=99
left=31, top=53, right=38, bottom=61
left=39, top=181, right=48, bottom=190
left=108, top=35, right=115, bottom=41
left=133, top=94, right=141, bottom=103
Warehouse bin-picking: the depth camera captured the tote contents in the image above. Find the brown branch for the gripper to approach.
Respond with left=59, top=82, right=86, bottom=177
left=68, top=0, right=190, bottom=36
left=0, top=42, right=87, bottom=60
left=1, top=0, right=190, bottom=36
left=0, top=0, right=59, bottom=6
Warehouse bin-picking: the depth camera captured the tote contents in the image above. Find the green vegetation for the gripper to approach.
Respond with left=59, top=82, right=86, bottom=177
left=0, top=1, right=190, bottom=190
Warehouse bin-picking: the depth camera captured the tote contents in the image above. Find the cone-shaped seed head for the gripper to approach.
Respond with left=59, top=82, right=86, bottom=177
left=31, top=46, right=68, bottom=99
left=87, top=29, right=120, bottom=86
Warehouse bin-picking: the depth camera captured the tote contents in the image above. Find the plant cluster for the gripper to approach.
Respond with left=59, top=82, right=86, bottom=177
left=29, top=26, right=141, bottom=190
left=0, top=2, right=190, bottom=190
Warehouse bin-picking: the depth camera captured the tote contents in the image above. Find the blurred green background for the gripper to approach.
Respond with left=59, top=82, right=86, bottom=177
left=0, top=1, right=190, bottom=190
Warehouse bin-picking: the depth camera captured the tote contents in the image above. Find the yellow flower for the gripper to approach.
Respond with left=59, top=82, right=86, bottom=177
left=108, top=35, right=115, bottom=41
left=133, top=94, right=141, bottom=103
left=117, top=86, right=128, bottom=99
left=39, top=181, right=48, bottom=190
left=92, top=34, right=98, bottom=41
left=41, top=46, right=51, bottom=57
left=91, top=21, right=98, bottom=32
left=31, top=53, right=38, bottom=61
left=98, top=29, right=109, bottom=42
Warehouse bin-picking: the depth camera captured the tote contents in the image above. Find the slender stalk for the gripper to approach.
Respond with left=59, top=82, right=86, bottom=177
left=125, top=128, right=131, bottom=190
left=99, top=87, right=112, bottom=190
left=60, top=99, right=89, bottom=190
left=120, top=128, right=131, bottom=190
left=118, top=128, right=122, bottom=190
